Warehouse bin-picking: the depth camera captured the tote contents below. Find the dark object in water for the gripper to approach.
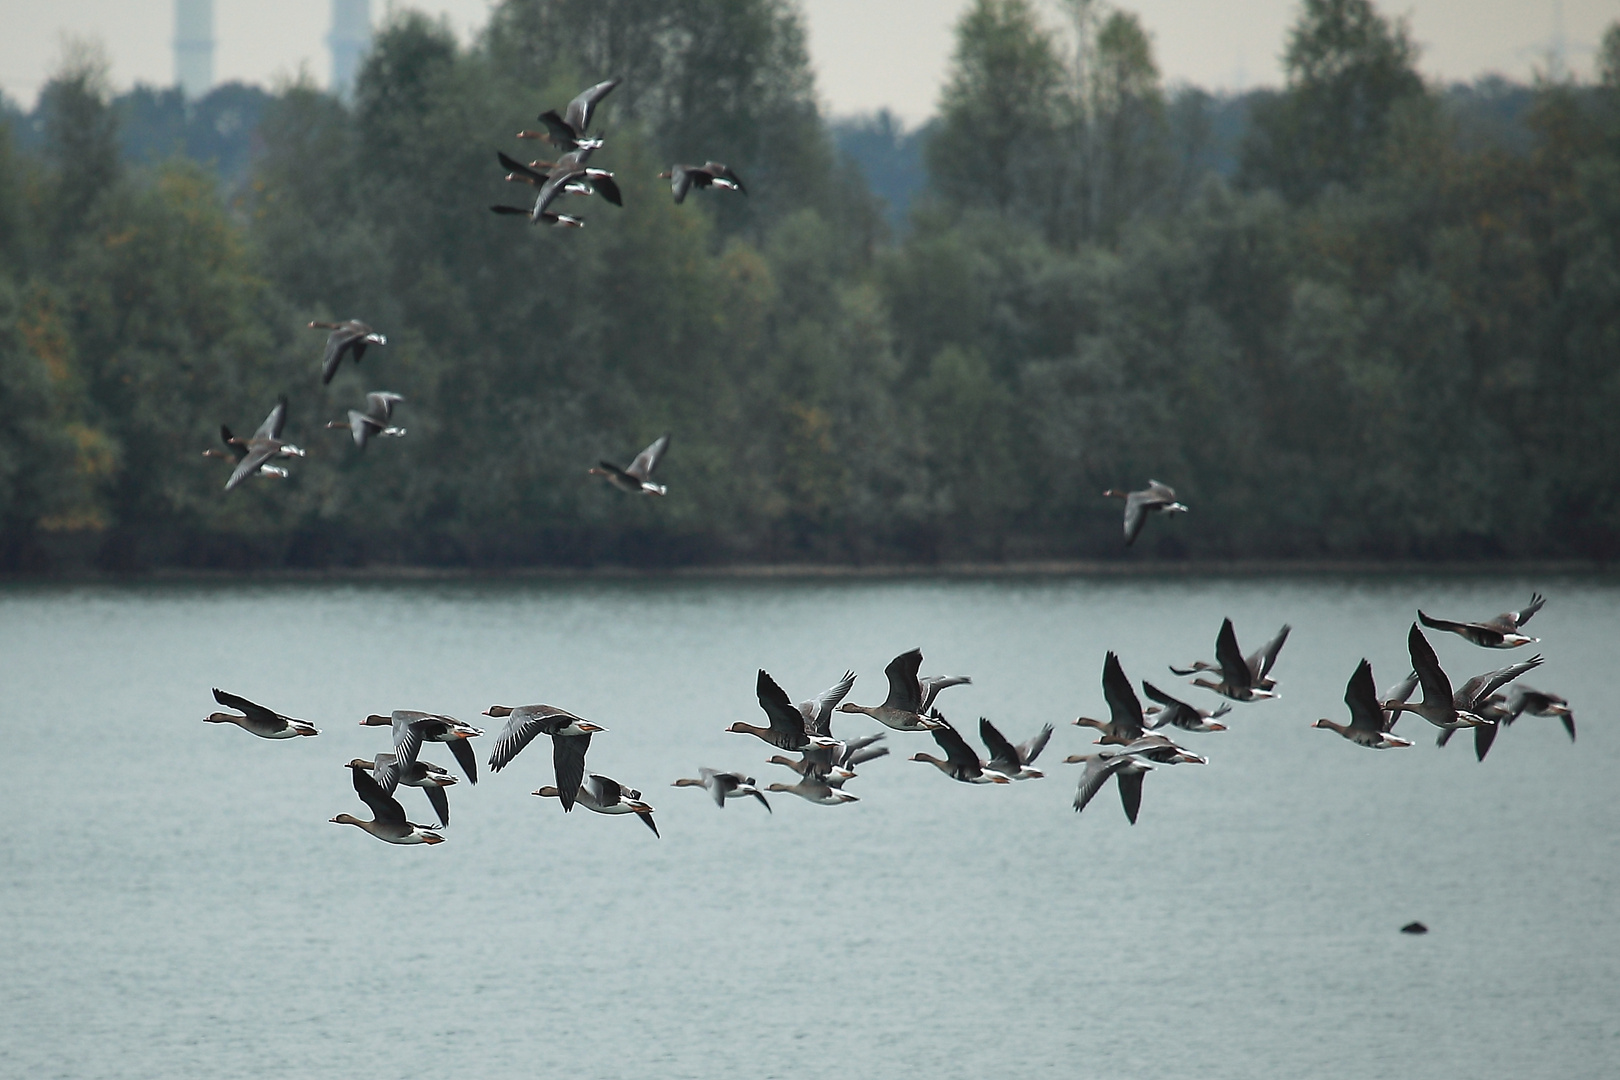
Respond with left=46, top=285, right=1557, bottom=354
left=1401, top=921, right=1428, bottom=934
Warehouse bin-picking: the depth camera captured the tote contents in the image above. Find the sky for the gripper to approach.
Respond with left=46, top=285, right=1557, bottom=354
left=0, top=0, right=1614, bottom=124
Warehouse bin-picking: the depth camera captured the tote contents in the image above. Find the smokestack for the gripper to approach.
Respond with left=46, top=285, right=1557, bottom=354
left=328, top=0, right=373, bottom=96
left=174, top=0, right=214, bottom=99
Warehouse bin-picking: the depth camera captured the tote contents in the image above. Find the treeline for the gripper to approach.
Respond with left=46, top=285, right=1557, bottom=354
left=2, top=0, right=1619, bottom=572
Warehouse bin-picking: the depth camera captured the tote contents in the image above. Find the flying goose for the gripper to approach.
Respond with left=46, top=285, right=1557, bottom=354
left=1065, top=736, right=1204, bottom=823
left=516, top=77, right=619, bottom=152
left=659, top=162, right=747, bottom=203
left=1188, top=619, right=1279, bottom=702
left=489, top=204, right=587, bottom=227
left=1074, top=651, right=1147, bottom=744
left=534, top=773, right=658, bottom=836
left=220, top=398, right=305, bottom=491
left=1313, top=660, right=1414, bottom=749
left=202, top=424, right=289, bottom=482
left=727, top=670, right=844, bottom=753
left=837, top=648, right=965, bottom=731
left=1383, top=625, right=1489, bottom=731
left=327, top=391, right=405, bottom=449
left=589, top=433, right=669, bottom=495
left=331, top=762, right=444, bottom=845
left=1501, top=685, right=1575, bottom=743
left=766, top=776, right=859, bottom=805
left=767, top=733, right=887, bottom=785
left=483, top=704, right=605, bottom=811
left=979, top=718, right=1051, bottom=780
left=204, top=687, right=318, bottom=738
left=1418, top=593, right=1544, bottom=649
left=909, top=717, right=1011, bottom=784
left=309, top=319, right=387, bottom=385
left=1142, top=681, right=1230, bottom=733
left=1433, top=655, right=1544, bottom=761
left=1170, top=624, right=1290, bottom=692
left=1103, top=480, right=1187, bottom=546
left=672, top=768, right=771, bottom=812
left=359, top=710, right=484, bottom=784
left=499, top=149, right=622, bottom=221
left=350, top=752, right=455, bottom=827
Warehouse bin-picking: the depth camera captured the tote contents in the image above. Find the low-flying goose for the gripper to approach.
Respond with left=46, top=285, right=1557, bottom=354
left=837, top=648, right=965, bottom=731
left=483, top=704, right=605, bottom=811
left=659, top=162, right=747, bottom=203
left=350, top=752, right=455, bottom=827
left=672, top=768, right=771, bottom=812
left=202, top=424, right=289, bottom=482
left=909, top=718, right=1011, bottom=784
left=1418, top=593, right=1544, bottom=648
left=327, top=391, right=405, bottom=449
left=979, top=718, right=1051, bottom=780
left=1074, top=651, right=1147, bottom=744
left=331, top=762, right=444, bottom=845
left=588, top=433, right=669, bottom=495
left=1065, top=736, right=1204, bottom=823
left=221, top=397, right=305, bottom=491
left=727, top=670, right=843, bottom=753
left=1188, top=619, right=1279, bottom=702
left=1503, top=685, right=1575, bottom=741
left=205, top=687, right=318, bottom=738
left=360, top=710, right=484, bottom=784
left=1313, top=660, right=1414, bottom=749
left=1433, top=655, right=1544, bottom=761
left=1142, top=681, right=1230, bottom=733
left=534, top=773, right=658, bottom=835
left=1170, top=623, right=1290, bottom=692
left=1103, top=480, right=1187, bottom=546
left=503, top=148, right=623, bottom=220
left=766, top=776, right=859, bottom=805
left=310, top=319, right=387, bottom=385
left=516, top=76, right=619, bottom=152
left=1383, top=625, right=1488, bottom=730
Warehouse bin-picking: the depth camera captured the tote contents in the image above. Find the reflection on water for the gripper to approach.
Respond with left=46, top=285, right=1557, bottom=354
left=2, top=574, right=1616, bottom=1079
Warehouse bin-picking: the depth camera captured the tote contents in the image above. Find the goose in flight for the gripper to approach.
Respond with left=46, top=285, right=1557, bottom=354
left=1074, top=651, right=1147, bottom=744
left=534, top=773, right=658, bottom=836
left=202, top=424, right=289, bottom=482
left=1383, top=625, right=1489, bottom=731
left=1065, top=736, right=1204, bottom=823
left=497, top=149, right=622, bottom=221
left=310, top=319, right=387, bottom=385
left=672, top=768, right=771, bottom=812
left=204, top=687, right=318, bottom=738
left=979, top=718, right=1051, bottom=780
left=659, top=162, right=747, bottom=203
left=1312, top=660, right=1414, bottom=749
left=1432, top=654, right=1543, bottom=761
left=727, top=670, right=843, bottom=753
left=350, top=752, right=455, bottom=827
left=1503, top=685, right=1575, bottom=742
left=1103, top=480, right=1187, bottom=546
left=327, top=391, right=405, bottom=449
left=766, top=776, right=859, bottom=805
left=589, top=433, right=669, bottom=495
left=1418, top=593, right=1545, bottom=648
left=483, top=704, right=604, bottom=811
left=1171, top=623, right=1290, bottom=692
left=331, top=762, right=444, bottom=845
left=360, top=710, right=484, bottom=784
left=220, top=398, right=305, bottom=491
left=516, top=76, right=619, bottom=152
left=837, top=648, right=965, bottom=731
left=1142, top=681, right=1230, bottom=733
left=1187, top=619, right=1280, bottom=702
left=909, top=717, right=1011, bottom=784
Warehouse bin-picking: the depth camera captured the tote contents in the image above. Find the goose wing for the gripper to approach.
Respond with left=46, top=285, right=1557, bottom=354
left=1247, top=624, right=1291, bottom=680
left=445, top=737, right=478, bottom=785
left=1141, top=680, right=1191, bottom=729
left=587, top=773, right=623, bottom=807
left=802, top=670, right=857, bottom=736
left=370, top=751, right=400, bottom=794
left=350, top=763, right=407, bottom=827
left=1073, top=754, right=1131, bottom=814
left=211, top=687, right=287, bottom=732
left=552, top=733, right=592, bottom=811
left=881, top=648, right=924, bottom=712
left=1344, top=660, right=1385, bottom=733
left=919, top=674, right=971, bottom=712
left=365, top=392, right=403, bottom=423
left=224, top=440, right=277, bottom=491
left=488, top=704, right=572, bottom=772
left=1145, top=479, right=1177, bottom=504
left=1507, top=592, right=1545, bottom=629
left=253, top=398, right=288, bottom=441
left=1121, top=491, right=1149, bottom=545
left=1101, top=652, right=1144, bottom=738
left=929, top=721, right=981, bottom=777
left=566, top=77, right=620, bottom=133
left=533, top=166, right=580, bottom=217
left=1406, top=624, right=1455, bottom=707
left=497, top=150, right=549, bottom=185
left=710, top=163, right=747, bottom=194
left=669, top=165, right=694, bottom=203
left=1417, top=609, right=1501, bottom=645
left=978, top=717, right=1020, bottom=773
left=1016, top=723, right=1053, bottom=765
left=757, top=669, right=809, bottom=746
left=1213, top=619, right=1252, bottom=692
left=347, top=410, right=380, bottom=448
left=699, top=767, right=734, bottom=807
left=1116, top=767, right=1147, bottom=824
left=587, top=174, right=623, bottom=206
left=389, top=711, right=436, bottom=770
left=625, top=434, right=669, bottom=481
left=422, top=784, right=450, bottom=827
left=321, top=328, right=362, bottom=384
left=535, top=109, right=578, bottom=147
left=1455, top=655, right=1543, bottom=710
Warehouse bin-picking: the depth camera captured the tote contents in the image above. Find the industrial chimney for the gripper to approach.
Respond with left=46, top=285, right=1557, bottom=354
left=328, top=0, right=373, bottom=96
left=173, top=0, right=214, bottom=99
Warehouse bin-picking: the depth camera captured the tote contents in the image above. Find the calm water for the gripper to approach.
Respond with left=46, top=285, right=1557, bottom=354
left=1, top=573, right=1616, bottom=1079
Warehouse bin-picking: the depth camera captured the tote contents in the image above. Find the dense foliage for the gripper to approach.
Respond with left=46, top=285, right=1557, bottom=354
left=1, top=0, right=1618, bottom=571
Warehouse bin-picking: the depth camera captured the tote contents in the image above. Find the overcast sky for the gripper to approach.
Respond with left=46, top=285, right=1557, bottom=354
left=0, top=0, right=1614, bottom=123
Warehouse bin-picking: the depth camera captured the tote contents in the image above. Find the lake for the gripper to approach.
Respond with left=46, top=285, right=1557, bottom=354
left=1, top=572, right=1615, bottom=1079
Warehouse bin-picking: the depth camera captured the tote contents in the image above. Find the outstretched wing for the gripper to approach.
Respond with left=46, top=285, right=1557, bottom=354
left=669, top=165, right=694, bottom=204
left=1501, top=592, right=1546, bottom=630
left=757, top=669, right=808, bottom=746
left=1017, top=724, right=1053, bottom=765
left=803, top=670, right=857, bottom=736
left=882, top=648, right=924, bottom=712
left=1213, top=619, right=1251, bottom=692
left=497, top=150, right=549, bottom=185
left=566, top=77, right=620, bottom=133
left=350, top=764, right=406, bottom=827
left=1455, top=655, right=1543, bottom=710
left=1101, top=652, right=1144, bottom=736
left=626, top=434, right=669, bottom=481
left=1343, top=659, right=1384, bottom=733
left=919, top=674, right=971, bottom=713
left=1248, top=624, right=1291, bottom=680
left=929, top=721, right=980, bottom=777
left=224, top=441, right=276, bottom=491
left=211, top=687, right=285, bottom=729
left=588, top=174, right=623, bottom=206
left=978, top=717, right=1019, bottom=771
left=552, top=733, right=592, bottom=811
left=253, top=397, right=287, bottom=441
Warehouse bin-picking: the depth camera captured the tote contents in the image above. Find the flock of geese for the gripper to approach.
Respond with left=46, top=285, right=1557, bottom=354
left=204, top=590, right=1575, bottom=842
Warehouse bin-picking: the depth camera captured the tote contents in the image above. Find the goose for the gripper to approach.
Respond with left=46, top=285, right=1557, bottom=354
left=767, top=732, right=887, bottom=785
left=1067, top=734, right=1206, bottom=767
left=327, top=391, right=405, bottom=449
left=331, top=762, right=444, bottom=845
left=1383, top=625, right=1488, bottom=730
left=1103, top=480, right=1187, bottom=546
left=499, top=149, right=622, bottom=221
left=204, top=687, right=318, bottom=738
left=1067, top=749, right=1154, bottom=823
left=221, top=398, right=305, bottom=491
left=202, top=424, right=289, bottom=482
left=588, top=433, right=669, bottom=495
left=359, top=710, right=484, bottom=784
left=1170, top=624, right=1290, bottom=692
left=909, top=717, right=1011, bottom=784
left=1433, top=655, right=1544, bottom=761
left=350, top=753, right=455, bottom=827
left=1189, top=619, right=1279, bottom=702
left=1417, top=593, right=1544, bottom=648
left=672, top=768, right=771, bottom=812
left=1142, top=681, right=1230, bottom=733
left=837, top=648, right=965, bottom=731
left=1502, top=685, right=1575, bottom=742
left=534, top=773, right=658, bottom=836
left=309, top=319, right=387, bottom=385
left=979, top=718, right=1051, bottom=780
left=659, top=162, right=747, bottom=204
left=1074, top=651, right=1147, bottom=744
left=1313, top=660, right=1414, bottom=749
left=766, top=776, right=859, bottom=805
left=727, top=670, right=843, bottom=753
left=516, top=76, right=619, bottom=152
left=489, top=204, right=587, bottom=227
left=483, top=704, right=604, bottom=811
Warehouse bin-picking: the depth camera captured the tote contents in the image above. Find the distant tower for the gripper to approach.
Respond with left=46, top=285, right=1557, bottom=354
left=173, top=0, right=214, bottom=99
left=328, top=0, right=373, bottom=96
